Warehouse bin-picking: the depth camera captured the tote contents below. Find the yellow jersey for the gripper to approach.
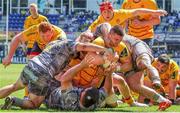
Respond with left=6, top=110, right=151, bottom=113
left=121, top=0, right=158, bottom=39
left=153, top=59, right=179, bottom=86
left=24, top=14, right=48, bottom=48
left=22, top=24, right=66, bottom=51
left=71, top=37, right=131, bottom=88
left=69, top=58, right=100, bottom=88
left=88, top=9, right=134, bottom=32
left=93, top=37, right=131, bottom=73
left=145, top=59, right=179, bottom=86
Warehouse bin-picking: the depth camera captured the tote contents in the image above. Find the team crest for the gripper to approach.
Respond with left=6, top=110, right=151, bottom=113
left=119, top=48, right=128, bottom=57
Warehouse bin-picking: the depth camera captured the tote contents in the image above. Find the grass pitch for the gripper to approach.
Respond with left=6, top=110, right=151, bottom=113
left=0, top=64, right=180, bottom=112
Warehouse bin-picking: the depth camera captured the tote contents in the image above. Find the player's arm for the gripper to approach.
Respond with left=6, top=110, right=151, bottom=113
left=59, top=54, right=94, bottom=90
left=88, top=16, right=102, bottom=33
left=2, top=32, right=26, bottom=67
left=139, top=0, right=161, bottom=26
left=103, top=71, right=113, bottom=95
left=76, top=42, right=115, bottom=62
left=76, top=42, right=107, bottom=53
left=132, top=8, right=167, bottom=17
left=133, top=16, right=160, bottom=27
left=169, top=69, right=179, bottom=103
left=169, top=79, right=177, bottom=103
left=75, top=31, right=95, bottom=42
left=102, top=66, right=118, bottom=107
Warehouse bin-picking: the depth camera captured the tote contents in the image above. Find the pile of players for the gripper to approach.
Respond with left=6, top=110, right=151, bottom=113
left=0, top=0, right=179, bottom=111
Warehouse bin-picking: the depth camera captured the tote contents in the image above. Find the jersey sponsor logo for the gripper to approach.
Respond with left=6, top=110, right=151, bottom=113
left=119, top=48, right=128, bottom=57
left=171, top=71, right=177, bottom=79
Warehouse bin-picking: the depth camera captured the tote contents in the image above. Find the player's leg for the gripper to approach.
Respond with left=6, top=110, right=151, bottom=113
left=113, top=73, right=134, bottom=104
left=142, top=38, right=153, bottom=49
left=24, top=46, right=40, bottom=98
left=133, top=42, right=161, bottom=86
left=113, top=73, right=148, bottom=107
left=175, top=85, right=180, bottom=104
left=1, top=93, right=45, bottom=109
left=138, top=76, right=153, bottom=104
left=126, top=71, right=171, bottom=111
left=0, top=77, right=25, bottom=99
left=136, top=53, right=161, bottom=84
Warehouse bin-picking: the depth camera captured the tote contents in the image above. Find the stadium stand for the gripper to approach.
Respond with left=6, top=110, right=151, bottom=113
left=0, top=9, right=180, bottom=64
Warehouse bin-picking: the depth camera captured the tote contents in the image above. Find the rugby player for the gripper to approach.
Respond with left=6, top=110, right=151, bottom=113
left=90, top=23, right=172, bottom=111
left=23, top=3, right=49, bottom=98
left=24, top=3, right=49, bottom=58
left=139, top=54, right=179, bottom=104
left=0, top=35, right=114, bottom=109
left=121, top=0, right=159, bottom=47
left=88, top=1, right=167, bottom=33
left=46, top=52, right=115, bottom=110
left=2, top=22, right=66, bottom=67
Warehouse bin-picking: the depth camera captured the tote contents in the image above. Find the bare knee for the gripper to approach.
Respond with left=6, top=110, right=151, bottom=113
left=113, top=75, right=126, bottom=87
left=24, top=94, right=44, bottom=109
left=23, top=100, right=41, bottom=109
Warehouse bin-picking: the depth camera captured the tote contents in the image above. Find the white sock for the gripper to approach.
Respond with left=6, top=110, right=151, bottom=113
left=157, top=95, right=167, bottom=103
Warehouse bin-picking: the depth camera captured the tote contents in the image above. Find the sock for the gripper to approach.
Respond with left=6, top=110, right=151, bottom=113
left=124, top=96, right=134, bottom=105
left=153, top=93, right=167, bottom=103
left=12, top=97, right=24, bottom=107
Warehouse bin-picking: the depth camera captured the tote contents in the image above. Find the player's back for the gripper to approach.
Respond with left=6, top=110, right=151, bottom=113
left=30, top=39, right=77, bottom=77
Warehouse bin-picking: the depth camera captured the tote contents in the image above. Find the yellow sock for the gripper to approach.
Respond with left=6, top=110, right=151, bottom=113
left=124, top=96, right=134, bottom=105
left=24, top=87, right=29, bottom=97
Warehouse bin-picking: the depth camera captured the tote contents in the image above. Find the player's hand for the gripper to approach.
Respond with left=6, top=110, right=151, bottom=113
left=131, top=18, right=146, bottom=27
left=2, top=56, right=12, bottom=68
left=78, top=31, right=94, bottom=42
left=155, top=10, right=168, bottom=16
left=104, top=48, right=116, bottom=62
left=104, top=61, right=117, bottom=74
left=81, top=53, right=95, bottom=67
left=131, top=18, right=141, bottom=26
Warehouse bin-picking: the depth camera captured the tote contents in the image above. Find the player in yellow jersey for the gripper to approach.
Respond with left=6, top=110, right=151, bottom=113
left=2, top=22, right=66, bottom=67
left=77, top=23, right=149, bottom=107
left=178, top=70, right=180, bottom=97
left=140, top=54, right=179, bottom=104
left=88, top=1, right=167, bottom=33
left=53, top=26, right=148, bottom=107
left=23, top=3, right=49, bottom=98
left=24, top=3, right=48, bottom=57
left=90, top=23, right=172, bottom=110
left=121, top=0, right=159, bottom=47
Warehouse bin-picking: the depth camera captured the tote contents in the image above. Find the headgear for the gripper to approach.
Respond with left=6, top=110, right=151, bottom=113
left=99, top=1, right=113, bottom=13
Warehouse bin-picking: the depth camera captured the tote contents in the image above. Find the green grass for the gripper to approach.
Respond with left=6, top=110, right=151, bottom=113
left=0, top=64, right=180, bottom=112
